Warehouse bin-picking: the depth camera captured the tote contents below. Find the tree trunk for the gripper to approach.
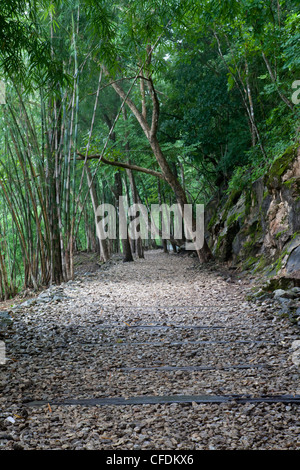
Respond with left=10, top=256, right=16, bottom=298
left=115, top=170, right=134, bottom=262
left=85, top=164, right=109, bottom=262
left=262, top=52, right=294, bottom=111
left=149, top=135, right=212, bottom=262
left=49, top=176, right=64, bottom=284
left=104, top=64, right=213, bottom=263
left=127, top=168, right=144, bottom=259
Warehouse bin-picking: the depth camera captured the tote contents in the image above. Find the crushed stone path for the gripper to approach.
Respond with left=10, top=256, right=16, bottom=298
left=0, top=250, right=299, bottom=450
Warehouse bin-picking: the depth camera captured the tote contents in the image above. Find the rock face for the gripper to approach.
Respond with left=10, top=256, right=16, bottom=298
left=206, top=145, right=300, bottom=283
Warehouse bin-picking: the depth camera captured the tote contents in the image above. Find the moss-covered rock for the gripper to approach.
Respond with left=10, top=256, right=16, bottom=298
left=207, top=145, right=300, bottom=283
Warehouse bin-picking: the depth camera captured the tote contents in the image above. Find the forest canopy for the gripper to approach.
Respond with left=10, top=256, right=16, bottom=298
left=0, top=0, right=299, bottom=298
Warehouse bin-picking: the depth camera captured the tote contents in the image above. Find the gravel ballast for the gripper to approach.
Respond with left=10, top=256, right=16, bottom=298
left=0, top=250, right=299, bottom=450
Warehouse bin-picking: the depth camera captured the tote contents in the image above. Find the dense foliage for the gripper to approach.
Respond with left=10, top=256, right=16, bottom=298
left=0, top=0, right=299, bottom=297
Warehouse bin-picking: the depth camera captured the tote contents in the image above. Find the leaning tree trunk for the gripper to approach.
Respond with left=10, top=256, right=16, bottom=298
left=85, top=164, right=110, bottom=262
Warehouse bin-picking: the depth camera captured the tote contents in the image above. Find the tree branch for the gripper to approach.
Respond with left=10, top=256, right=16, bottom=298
left=101, top=65, right=151, bottom=139
left=77, top=152, right=165, bottom=180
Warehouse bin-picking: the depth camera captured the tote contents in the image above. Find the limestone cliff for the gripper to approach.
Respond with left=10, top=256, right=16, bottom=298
left=206, top=145, right=300, bottom=284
